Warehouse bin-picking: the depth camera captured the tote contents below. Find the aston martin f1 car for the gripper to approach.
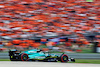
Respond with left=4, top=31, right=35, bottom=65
left=9, top=49, right=75, bottom=62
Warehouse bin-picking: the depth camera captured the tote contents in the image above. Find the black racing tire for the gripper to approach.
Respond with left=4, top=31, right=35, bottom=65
left=10, top=56, right=16, bottom=61
left=20, top=53, right=29, bottom=61
left=60, top=54, right=68, bottom=62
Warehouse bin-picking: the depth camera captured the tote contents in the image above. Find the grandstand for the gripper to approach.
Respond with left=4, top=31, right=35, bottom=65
left=0, top=0, right=100, bottom=52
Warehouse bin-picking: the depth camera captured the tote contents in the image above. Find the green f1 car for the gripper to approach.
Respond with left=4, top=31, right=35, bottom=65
left=9, top=49, right=75, bottom=62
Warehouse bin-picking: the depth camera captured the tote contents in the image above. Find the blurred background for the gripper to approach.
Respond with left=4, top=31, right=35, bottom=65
left=0, top=0, right=100, bottom=55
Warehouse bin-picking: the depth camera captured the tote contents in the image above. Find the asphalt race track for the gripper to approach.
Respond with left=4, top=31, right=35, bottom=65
left=0, top=61, right=100, bottom=67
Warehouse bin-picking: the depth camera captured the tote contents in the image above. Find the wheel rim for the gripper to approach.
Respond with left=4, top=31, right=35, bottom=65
left=64, top=56, right=67, bottom=60
left=63, top=56, right=68, bottom=61
left=11, top=56, right=13, bottom=58
left=21, top=53, right=28, bottom=61
left=61, top=54, right=68, bottom=62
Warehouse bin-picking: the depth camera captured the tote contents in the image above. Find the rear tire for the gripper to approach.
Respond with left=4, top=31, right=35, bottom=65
left=20, top=53, right=29, bottom=61
left=60, top=54, right=68, bottom=62
left=10, top=56, right=16, bottom=61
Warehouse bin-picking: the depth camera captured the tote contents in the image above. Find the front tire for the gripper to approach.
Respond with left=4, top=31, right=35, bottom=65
left=60, top=54, right=68, bottom=62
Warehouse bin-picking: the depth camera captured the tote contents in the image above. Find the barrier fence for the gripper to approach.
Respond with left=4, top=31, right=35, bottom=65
left=0, top=53, right=100, bottom=59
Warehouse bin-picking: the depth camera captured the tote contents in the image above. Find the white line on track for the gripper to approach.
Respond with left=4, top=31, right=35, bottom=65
left=0, top=61, right=100, bottom=67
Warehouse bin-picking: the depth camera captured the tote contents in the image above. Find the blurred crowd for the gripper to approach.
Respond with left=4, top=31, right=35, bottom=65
left=0, top=0, right=100, bottom=52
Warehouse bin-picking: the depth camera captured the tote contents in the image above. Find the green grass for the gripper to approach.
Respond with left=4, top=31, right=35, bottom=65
left=86, top=0, right=93, bottom=2
left=39, top=45, right=47, bottom=48
left=0, top=59, right=10, bottom=61
left=0, top=59, right=100, bottom=64
left=81, top=48, right=93, bottom=53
